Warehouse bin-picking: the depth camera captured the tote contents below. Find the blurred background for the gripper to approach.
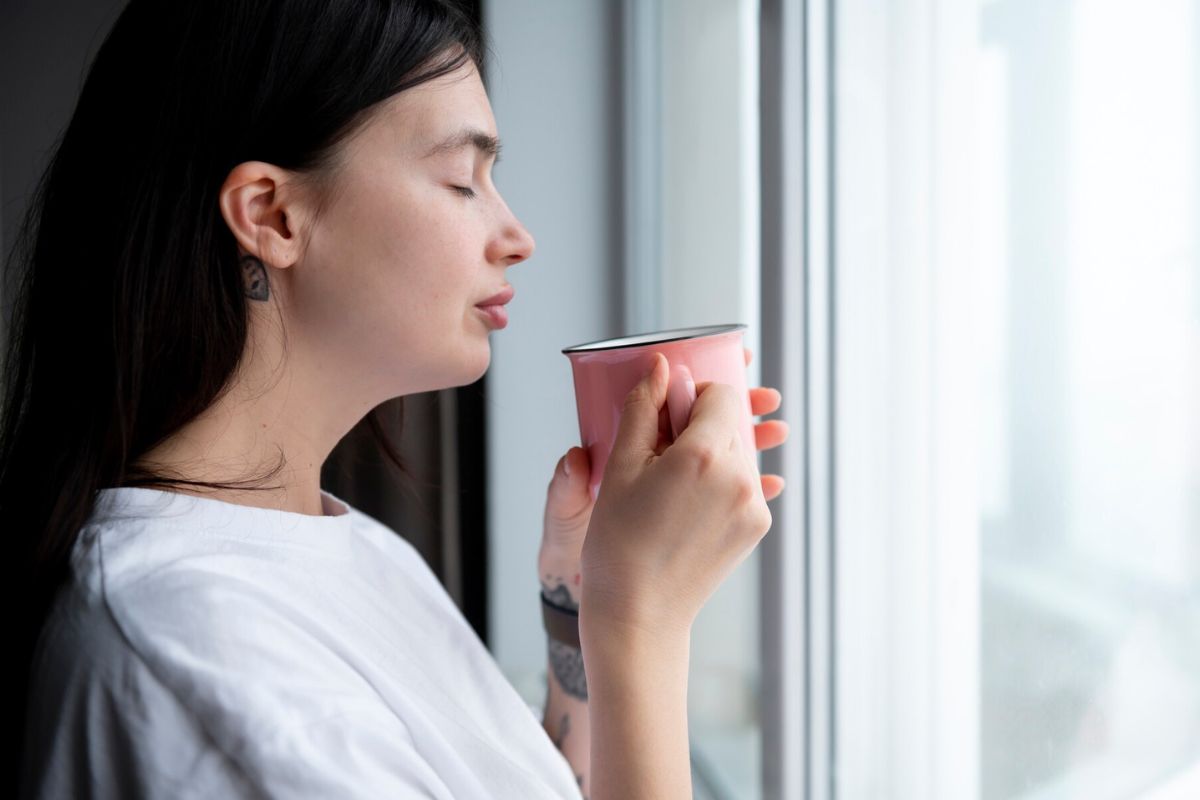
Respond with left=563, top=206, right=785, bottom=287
left=2, top=1, right=1198, bottom=798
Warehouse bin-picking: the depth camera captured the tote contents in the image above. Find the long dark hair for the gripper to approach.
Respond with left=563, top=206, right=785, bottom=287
left=2, top=0, right=486, bottom=777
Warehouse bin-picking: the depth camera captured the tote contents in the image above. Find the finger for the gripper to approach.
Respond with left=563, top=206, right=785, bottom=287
left=564, top=446, right=592, bottom=483
left=762, top=474, right=786, bottom=502
left=749, top=387, right=782, bottom=417
left=548, top=449, right=577, bottom=491
left=547, top=450, right=598, bottom=523
left=609, top=353, right=669, bottom=469
left=754, top=419, right=790, bottom=451
left=550, top=453, right=568, bottom=484
left=675, top=380, right=743, bottom=450
left=657, top=402, right=672, bottom=453
left=744, top=347, right=753, bottom=367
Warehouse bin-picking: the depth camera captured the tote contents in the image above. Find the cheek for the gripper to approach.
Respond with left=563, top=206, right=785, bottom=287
left=294, top=177, right=489, bottom=389
left=306, top=198, right=476, bottom=350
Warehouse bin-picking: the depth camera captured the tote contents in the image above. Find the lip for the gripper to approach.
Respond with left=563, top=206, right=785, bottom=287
left=476, top=286, right=515, bottom=307
left=475, top=304, right=509, bottom=329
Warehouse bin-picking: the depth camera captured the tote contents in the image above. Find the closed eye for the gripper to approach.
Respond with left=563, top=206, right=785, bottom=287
left=451, top=185, right=476, bottom=199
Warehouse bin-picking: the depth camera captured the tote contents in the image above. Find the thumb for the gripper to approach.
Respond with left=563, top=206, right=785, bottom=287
left=609, top=352, right=669, bottom=471
left=548, top=447, right=594, bottom=506
left=550, top=447, right=587, bottom=492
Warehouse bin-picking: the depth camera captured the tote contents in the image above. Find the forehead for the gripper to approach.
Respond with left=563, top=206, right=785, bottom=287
left=372, top=61, right=498, bottom=157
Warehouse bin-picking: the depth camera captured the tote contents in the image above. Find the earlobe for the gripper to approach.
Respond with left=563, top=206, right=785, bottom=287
left=218, top=161, right=302, bottom=269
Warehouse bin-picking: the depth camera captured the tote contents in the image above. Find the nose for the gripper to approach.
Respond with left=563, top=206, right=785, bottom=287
left=490, top=206, right=536, bottom=267
left=511, top=222, right=535, bottom=264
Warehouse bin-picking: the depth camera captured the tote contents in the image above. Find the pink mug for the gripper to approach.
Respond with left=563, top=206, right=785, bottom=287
left=562, top=323, right=757, bottom=500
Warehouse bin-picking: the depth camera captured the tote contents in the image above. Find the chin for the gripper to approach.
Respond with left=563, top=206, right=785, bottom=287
left=469, top=347, right=492, bottom=383
left=455, top=341, right=492, bottom=387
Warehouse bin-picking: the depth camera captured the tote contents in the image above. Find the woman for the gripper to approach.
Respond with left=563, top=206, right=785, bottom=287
left=4, top=0, right=789, bottom=797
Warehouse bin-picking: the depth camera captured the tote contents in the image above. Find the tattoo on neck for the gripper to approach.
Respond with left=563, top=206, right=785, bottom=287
left=240, top=254, right=269, bottom=301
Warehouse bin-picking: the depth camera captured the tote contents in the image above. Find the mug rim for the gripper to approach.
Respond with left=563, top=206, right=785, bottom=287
left=561, top=323, right=747, bottom=354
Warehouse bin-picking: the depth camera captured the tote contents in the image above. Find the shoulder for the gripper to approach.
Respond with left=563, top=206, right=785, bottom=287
left=342, top=501, right=452, bottom=600
left=23, top=575, right=255, bottom=798
left=25, top=515, right=450, bottom=798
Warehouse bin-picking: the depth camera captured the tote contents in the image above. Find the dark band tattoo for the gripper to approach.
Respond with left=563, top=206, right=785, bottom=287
left=542, top=576, right=587, bottom=699
left=541, top=581, right=578, bottom=612
left=240, top=254, right=269, bottom=301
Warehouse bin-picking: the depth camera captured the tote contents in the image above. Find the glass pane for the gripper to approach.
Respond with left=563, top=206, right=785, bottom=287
left=833, top=0, right=1200, bottom=797
left=978, top=0, right=1200, bottom=796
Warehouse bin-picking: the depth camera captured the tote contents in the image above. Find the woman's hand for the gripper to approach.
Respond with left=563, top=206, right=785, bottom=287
left=537, top=347, right=789, bottom=574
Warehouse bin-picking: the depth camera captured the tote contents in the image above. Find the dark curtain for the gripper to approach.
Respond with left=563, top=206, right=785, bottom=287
left=321, top=382, right=490, bottom=645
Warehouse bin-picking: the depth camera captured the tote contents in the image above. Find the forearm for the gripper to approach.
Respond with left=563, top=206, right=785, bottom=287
left=539, top=565, right=591, bottom=798
left=581, top=614, right=692, bottom=800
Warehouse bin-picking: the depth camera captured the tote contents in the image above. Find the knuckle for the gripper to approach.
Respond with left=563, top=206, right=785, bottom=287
left=729, top=474, right=772, bottom=539
left=686, top=441, right=718, bottom=475
left=737, top=503, right=771, bottom=544
left=752, top=502, right=773, bottom=536
left=732, top=473, right=758, bottom=508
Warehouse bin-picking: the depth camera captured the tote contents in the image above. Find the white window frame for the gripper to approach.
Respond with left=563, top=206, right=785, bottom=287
left=759, top=0, right=817, bottom=798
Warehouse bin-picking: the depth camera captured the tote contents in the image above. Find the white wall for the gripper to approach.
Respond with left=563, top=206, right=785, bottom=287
left=660, top=0, right=762, bottom=736
left=482, top=0, right=623, bottom=699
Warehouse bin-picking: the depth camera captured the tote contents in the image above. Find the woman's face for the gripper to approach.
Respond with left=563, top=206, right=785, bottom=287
left=289, top=57, right=534, bottom=402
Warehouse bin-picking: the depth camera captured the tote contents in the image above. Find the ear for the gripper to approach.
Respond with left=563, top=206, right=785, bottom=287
left=218, top=161, right=311, bottom=268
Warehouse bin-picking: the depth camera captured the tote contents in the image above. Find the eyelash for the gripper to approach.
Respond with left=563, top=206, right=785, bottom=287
left=452, top=185, right=477, bottom=199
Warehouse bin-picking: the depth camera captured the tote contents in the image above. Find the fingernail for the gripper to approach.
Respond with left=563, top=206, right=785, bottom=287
left=647, top=352, right=664, bottom=380
left=563, top=456, right=572, bottom=477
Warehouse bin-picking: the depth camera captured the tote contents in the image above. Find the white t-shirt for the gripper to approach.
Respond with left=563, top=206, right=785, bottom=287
left=21, top=486, right=584, bottom=799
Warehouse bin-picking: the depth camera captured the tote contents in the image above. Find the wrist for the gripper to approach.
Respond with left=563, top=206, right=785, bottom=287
left=541, top=590, right=582, bottom=651
left=578, top=587, right=692, bottom=657
left=580, top=609, right=691, bottom=693
left=537, top=557, right=582, bottom=605
left=539, top=564, right=582, bottom=652
left=537, top=543, right=581, bottom=573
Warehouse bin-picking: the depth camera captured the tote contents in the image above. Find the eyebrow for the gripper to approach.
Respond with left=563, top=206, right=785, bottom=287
left=423, top=127, right=503, bottom=162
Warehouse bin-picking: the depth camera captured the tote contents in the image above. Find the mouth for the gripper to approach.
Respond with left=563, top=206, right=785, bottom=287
left=475, top=303, right=509, bottom=329
left=476, top=285, right=515, bottom=307
left=474, top=285, right=514, bottom=330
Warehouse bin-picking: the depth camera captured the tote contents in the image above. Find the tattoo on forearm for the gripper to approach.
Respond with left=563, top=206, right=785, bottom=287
left=548, top=639, right=588, bottom=701
left=552, top=712, right=570, bottom=749
left=542, top=577, right=587, bottom=699
left=241, top=254, right=269, bottom=301
left=550, top=687, right=589, bottom=798
left=540, top=579, right=578, bottom=611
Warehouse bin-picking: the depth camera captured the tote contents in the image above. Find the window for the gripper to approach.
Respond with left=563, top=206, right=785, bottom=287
left=488, top=2, right=1199, bottom=797
left=824, top=0, right=1200, bottom=797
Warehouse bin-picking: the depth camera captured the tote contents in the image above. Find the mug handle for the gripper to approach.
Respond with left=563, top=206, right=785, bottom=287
left=666, top=362, right=697, bottom=442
